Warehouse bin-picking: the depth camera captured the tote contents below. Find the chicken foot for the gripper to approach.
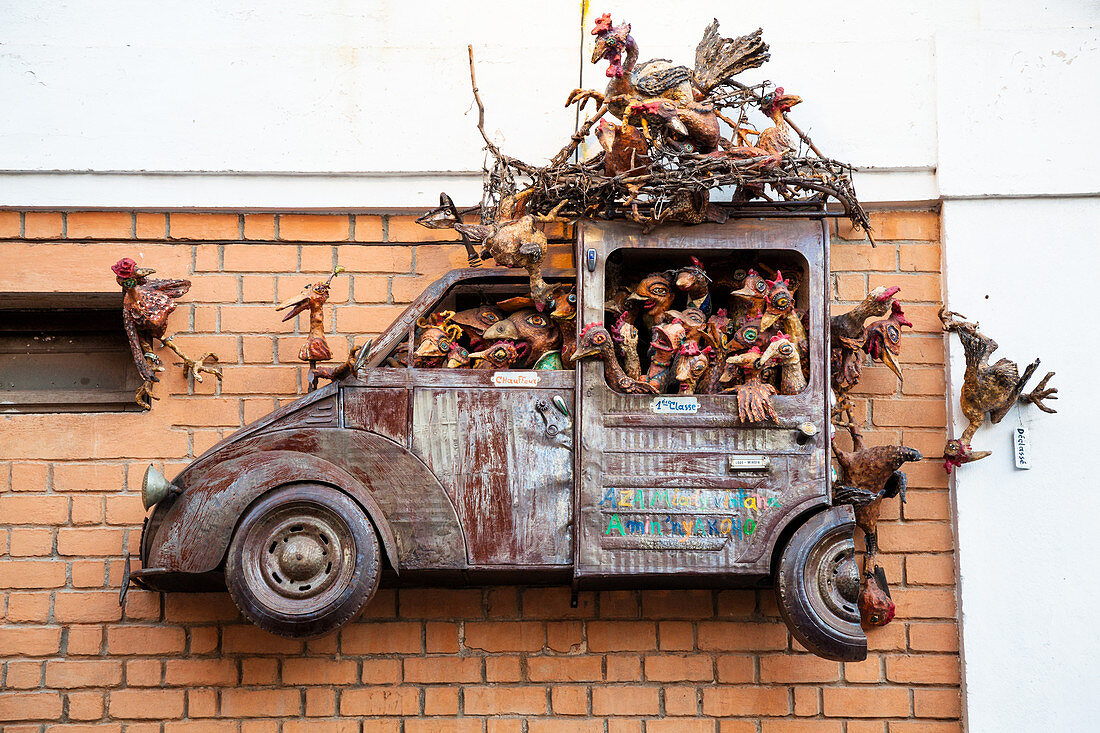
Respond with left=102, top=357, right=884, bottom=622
left=161, top=336, right=222, bottom=383
left=134, top=380, right=160, bottom=410
left=1021, top=371, right=1058, bottom=413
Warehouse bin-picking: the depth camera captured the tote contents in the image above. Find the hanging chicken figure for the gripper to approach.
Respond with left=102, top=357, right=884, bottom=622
left=276, top=266, right=346, bottom=391
left=939, top=308, right=1057, bottom=472
left=111, top=258, right=222, bottom=409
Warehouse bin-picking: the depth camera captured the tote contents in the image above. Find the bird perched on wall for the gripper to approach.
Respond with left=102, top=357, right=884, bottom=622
left=858, top=565, right=896, bottom=629
left=720, top=346, right=781, bottom=423
left=417, top=190, right=565, bottom=310
left=939, top=308, right=1057, bottom=472
left=831, top=437, right=922, bottom=569
left=863, top=300, right=913, bottom=384
left=574, top=323, right=657, bottom=394
left=482, top=308, right=563, bottom=369
left=277, top=266, right=347, bottom=390
left=111, top=258, right=222, bottom=408
left=830, top=285, right=900, bottom=433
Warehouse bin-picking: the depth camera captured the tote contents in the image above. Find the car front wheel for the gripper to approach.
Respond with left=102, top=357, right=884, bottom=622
left=225, top=483, right=381, bottom=638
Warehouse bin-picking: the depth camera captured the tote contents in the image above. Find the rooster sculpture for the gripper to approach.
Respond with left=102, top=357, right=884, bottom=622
left=830, top=285, right=901, bottom=432
left=863, top=300, right=913, bottom=384
left=575, top=323, right=657, bottom=394
left=939, top=308, right=1057, bottom=472
left=111, top=258, right=222, bottom=408
left=276, top=266, right=346, bottom=390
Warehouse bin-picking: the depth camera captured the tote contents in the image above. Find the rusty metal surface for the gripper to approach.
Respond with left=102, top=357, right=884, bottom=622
left=410, top=380, right=573, bottom=566
left=342, top=388, right=409, bottom=446
left=146, top=428, right=465, bottom=574
left=574, top=219, right=830, bottom=580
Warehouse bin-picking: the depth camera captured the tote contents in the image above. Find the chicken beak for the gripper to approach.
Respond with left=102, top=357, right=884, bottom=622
left=882, top=348, right=904, bottom=384
left=414, top=340, right=443, bottom=358
left=625, top=291, right=647, bottom=302
left=482, top=320, right=520, bottom=341
left=760, top=311, right=780, bottom=331
left=667, top=115, right=688, bottom=137
left=730, top=285, right=757, bottom=300
left=573, top=346, right=601, bottom=360
left=275, top=291, right=311, bottom=322
left=135, top=267, right=156, bottom=277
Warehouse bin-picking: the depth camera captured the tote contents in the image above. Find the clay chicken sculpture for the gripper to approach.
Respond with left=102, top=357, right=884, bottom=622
left=673, top=341, right=713, bottom=395
left=451, top=304, right=506, bottom=352
left=939, top=309, right=1057, bottom=472
left=858, top=565, right=896, bottom=629
left=626, top=271, right=676, bottom=330
left=699, top=308, right=737, bottom=394
left=276, top=266, right=347, bottom=390
left=730, top=268, right=770, bottom=320
left=757, top=332, right=806, bottom=395
left=674, top=257, right=713, bottom=316
left=413, top=311, right=463, bottom=369
left=720, top=346, right=780, bottom=423
left=755, top=87, right=803, bottom=157
left=611, top=312, right=644, bottom=381
left=645, top=317, right=687, bottom=392
left=417, top=190, right=565, bottom=310
left=830, top=285, right=900, bottom=432
left=111, top=258, right=222, bottom=408
left=831, top=436, right=923, bottom=572
left=863, top=300, right=913, bottom=383
left=549, top=287, right=579, bottom=367
left=760, top=271, right=806, bottom=347
left=482, top=308, right=563, bottom=369
left=470, top=340, right=526, bottom=370
left=574, top=323, right=657, bottom=394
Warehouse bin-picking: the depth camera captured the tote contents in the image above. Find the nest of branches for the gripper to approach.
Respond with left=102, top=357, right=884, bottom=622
left=467, top=49, right=874, bottom=243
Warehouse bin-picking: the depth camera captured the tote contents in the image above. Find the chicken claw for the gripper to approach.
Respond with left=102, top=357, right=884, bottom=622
left=1021, top=371, right=1058, bottom=414
left=134, top=380, right=160, bottom=410
left=565, top=88, right=604, bottom=110
left=183, top=353, right=222, bottom=384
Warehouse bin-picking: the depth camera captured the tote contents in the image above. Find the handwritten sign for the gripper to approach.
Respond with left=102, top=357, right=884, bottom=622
left=650, top=396, right=699, bottom=414
left=1013, top=426, right=1032, bottom=469
left=492, top=371, right=540, bottom=387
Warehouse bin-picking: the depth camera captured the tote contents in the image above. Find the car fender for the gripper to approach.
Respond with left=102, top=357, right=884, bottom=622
left=145, top=429, right=467, bottom=574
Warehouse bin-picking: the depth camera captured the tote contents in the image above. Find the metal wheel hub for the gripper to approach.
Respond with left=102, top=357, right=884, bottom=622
left=807, top=536, right=861, bottom=625
left=242, top=502, right=357, bottom=612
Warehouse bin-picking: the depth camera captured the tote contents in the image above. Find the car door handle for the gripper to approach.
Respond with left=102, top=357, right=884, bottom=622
left=535, top=399, right=564, bottom=437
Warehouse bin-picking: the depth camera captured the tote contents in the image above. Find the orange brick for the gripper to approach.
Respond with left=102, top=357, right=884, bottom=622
left=697, top=621, right=788, bottom=651
left=909, top=622, right=959, bottom=653
left=339, top=687, right=420, bottom=716
left=223, top=243, right=298, bottom=272
left=643, top=654, right=713, bottom=682
left=716, top=654, right=754, bottom=683
left=793, top=686, right=821, bottom=717
left=67, top=211, right=132, bottom=239
left=834, top=273, right=868, bottom=301
left=831, top=243, right=897, bottom=271
left=0, top=691, right=63, bottom=722
left=913, top=688, right=962, bottom=718
left=900, top=243, right=942, bottom=272
left=761, top=722, right=842, bottom=733
left=485, top=655, right=522, bottom=682
left=24, top=212, right=63, bottom=239
left=135, top=212, right=167, bottom=239
left=0, top=560, right=66, bottom=589
left=170, top=213, right=239, bottom=240
left=878, top=522, right=955, bottom=554
left=716, top=590, right=757, bottom=618
left=872, top=398, right=946, bottom=428
left=528, top=656, right=603, bottom=682
left=9, top=528, right=52, bottom=556
left=845, top=656, right=884, bottom=683
left=400, top=588, right=483, bottom=618
left=301, top=245, right=336, bottom=272
left=165, top=658, right=239, bottom=687
left=548, top=685, right=588, bottom=715
left=4, top=660, right=42, bottom=688
left=463, top=685, right=546, bottom=715
left=5, top=592, right=50, bottom=622
left=839, top=210, right=938, bottom=241
left=221, top=366, right=299, bottom=395
left=352, top=215, right=385, bottom=242
left=55, top=591, right=124, bottom=622
left=0, top=495, right=68, bottom=524
left=657, top=620, right=694, bottom=651
left=403, top=656, right=481, bottom=683
left=415, top=243, right=470, bottom=274
left=760, top=654, right=842, bottom=683
left=221, top=688, right=302, bottom=717
left=0, top=210, right=21, bottom=237
left=888, top=722, right=963, bottom=733
left=57, top=527, right=124, bottom=556
left=342, top=621, right=421, bottom=655
left=868, top=272, right=942, bottom=302
left=703, top=686, right=789, bottom=716
left=67, top=690, right=105, bottom=721
left=408, top=722, right=481, bottom=733
left=45, top=659, right=123, bottom=688
left=906, top=554, right=956, bottom=585
left=282, top=658, right=358, bottom=685
left=587, top=621, right=656, bottom=652
left=464, top=621, right=543, bottom=652
left=640, top=589, right=713, bottom=619
left=823, top=686, right=910, bottom=717
left=886, top=654, right=960, bottom=684
left=333, top=304, right=408, bottom=334
left=605, top=655, right=640, bottom=683
left=337, top=244, right=413, bottom=273
left=279, top=214, right=350, bottom=242
left=350, top=274, right=390, bottom=303
left=106, top=626, right=186, bottom=654
left=244, top=214, right=276, bottom=240
left=240, top=657, right=279, bottom=684
left=108, top=689, right=184, bottom=720
left=71, top=495, right=104, bottom=525
left=359, top=658, right=402, bottom=684
left=164, top=592, right=242, bottom=622
left=592, top=686, right=660, bottom=716
left=53, top=463, right=124, bottom=493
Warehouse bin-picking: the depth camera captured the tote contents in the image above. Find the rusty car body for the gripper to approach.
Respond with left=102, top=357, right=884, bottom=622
left=131, top=219, right=867, bottom=661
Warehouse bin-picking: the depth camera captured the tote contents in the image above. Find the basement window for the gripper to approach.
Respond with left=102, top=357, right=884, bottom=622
left=0, top=293, right=145, bottom=413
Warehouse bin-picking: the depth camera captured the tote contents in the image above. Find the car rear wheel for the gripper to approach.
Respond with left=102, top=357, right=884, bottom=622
left=225, top=483, right=381, bottom=638
left=775, top=506, right=867, bottom=661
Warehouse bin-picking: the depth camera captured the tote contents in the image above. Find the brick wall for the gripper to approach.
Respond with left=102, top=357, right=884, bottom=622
left=0, top=209, right=960, bottom=732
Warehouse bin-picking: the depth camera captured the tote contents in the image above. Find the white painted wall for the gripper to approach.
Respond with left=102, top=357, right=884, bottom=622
left=3, top=1, right=1100, bottom=728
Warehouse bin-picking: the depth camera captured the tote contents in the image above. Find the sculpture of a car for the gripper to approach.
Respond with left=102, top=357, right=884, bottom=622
left=129, top=220, right=868, bottom=661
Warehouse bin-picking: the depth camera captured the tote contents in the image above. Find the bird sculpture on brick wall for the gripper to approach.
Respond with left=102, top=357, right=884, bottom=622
left=863, top=299, right=913, bottom=384
left=276, top=266, right=346, bottom=391
left=830, top=285, right=900, bottom=433
left=858, top=565, right=896, bottom=629
left=111, top=258, right=222, bottom=409
left=939, top=308, right=1057, bottom=472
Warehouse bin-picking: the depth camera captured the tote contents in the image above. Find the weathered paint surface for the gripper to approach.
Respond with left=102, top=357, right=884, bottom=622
left=411, top=383, right=573, bottom=566
left=343, top=387, right=409, bottom=446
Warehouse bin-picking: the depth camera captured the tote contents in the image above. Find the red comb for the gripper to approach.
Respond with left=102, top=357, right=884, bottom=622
left=592, top=13, right=613, bottom=34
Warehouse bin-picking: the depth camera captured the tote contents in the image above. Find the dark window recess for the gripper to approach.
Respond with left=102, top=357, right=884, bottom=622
left=0, top=293, right=144, bottom=413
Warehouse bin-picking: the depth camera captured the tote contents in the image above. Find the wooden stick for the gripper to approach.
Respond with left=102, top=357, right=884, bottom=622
left=550, top=103, right=609, bottom=167
left=468, top=45, right=502, bottom=159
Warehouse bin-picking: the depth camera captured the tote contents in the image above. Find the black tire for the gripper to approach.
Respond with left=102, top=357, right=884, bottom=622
left=225, top=483, right=381, bottom=638
left=775, top=506, right=867, bottom=661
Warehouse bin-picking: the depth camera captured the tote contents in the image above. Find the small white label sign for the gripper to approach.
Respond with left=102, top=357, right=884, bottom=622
left=492, top=371, right=540, bottom=387
left=729, top=455, right=771, bottom=471
left=1013, top=426, right=1032, bottom=469
left=650, top=396, right=699, bottom=414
